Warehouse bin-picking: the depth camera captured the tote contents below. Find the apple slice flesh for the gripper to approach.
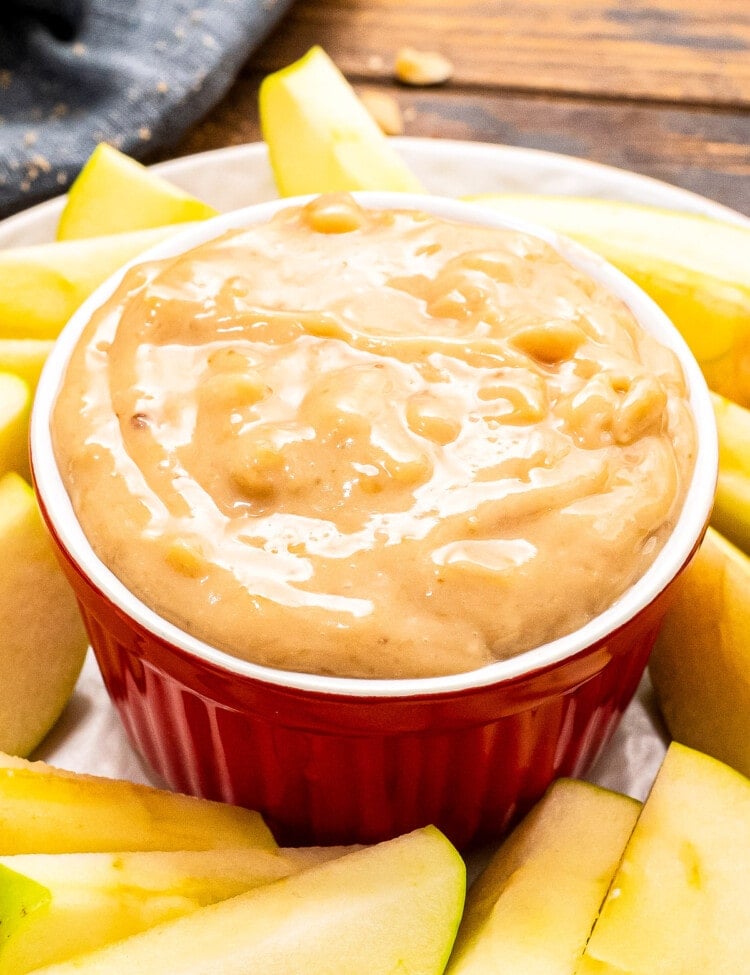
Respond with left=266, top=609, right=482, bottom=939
left=260, top=46, right=424, bottom=196
left=649, top=527, right=750, bottom=779
left=446, top=779, right=639, bottom=975
left=0, top=474, right=88, bottom=756
left=0, top=752, right=276, bottom=853
left=579, top=742, right=750, bottom=974
left=710, top=391, right=750, bottom=554
left=0, top=373, right=31, bottom=477
left=0, top=339, right=54, bottom=393
left=28, top=826, right=465, bottom=975
left=0, top=848, right=308, bottom=973
left=468, top=194, right=750, bottom=407
left=279, top=843, right=362, bottom=867
left=57, top=144, right=217, bottom=240
left=0, top=223, right=196, bottom=340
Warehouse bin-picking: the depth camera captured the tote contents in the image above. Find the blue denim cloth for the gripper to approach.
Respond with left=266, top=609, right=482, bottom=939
left=0, top=0, right=296, bottom=216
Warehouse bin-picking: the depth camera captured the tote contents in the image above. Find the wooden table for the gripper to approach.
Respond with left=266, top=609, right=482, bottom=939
left=174, top=0, right=750, bottom=217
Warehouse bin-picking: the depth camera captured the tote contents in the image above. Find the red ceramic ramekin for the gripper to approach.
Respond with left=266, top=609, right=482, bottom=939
left=30, top=193, right=718, bottom=849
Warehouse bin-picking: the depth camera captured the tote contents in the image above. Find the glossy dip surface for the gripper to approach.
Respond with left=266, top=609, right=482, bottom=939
left=52, top=195, right=696, bottom=679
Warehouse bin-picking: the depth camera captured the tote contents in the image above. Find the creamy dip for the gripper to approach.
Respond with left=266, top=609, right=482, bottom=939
left=53, top=195, right=696, bottom=679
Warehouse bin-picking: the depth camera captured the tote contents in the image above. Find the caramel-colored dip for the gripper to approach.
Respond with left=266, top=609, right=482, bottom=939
left=53, top=195, right=696, bottom=678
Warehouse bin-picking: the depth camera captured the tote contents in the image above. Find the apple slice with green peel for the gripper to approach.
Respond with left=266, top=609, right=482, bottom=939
left=0, top=373, right=31, bottom=477
left=467, top=194, right=750, bottom=408
left=28, top=826, right=465, bottom=975
left=57, top=144, right=218, bottom=240
left=649, top=527, right=750, bottom=780
left=260, top=46, right=424, bottom=197
left=0, top=223, right=196, bottom=340
left=0, top=339, right=54, bottom=394
left=0, top=754, right=276, bottom=853
left=0, top=474, right=88, bottom=756
left=579, top=742, right=750, bottom=975
left=710, top=391, right=750, bottom=554
left=0, top=864, right=51, bottom=959
left=0, top=847, right=349, bottom=973
left=0, top=848, right=310, bottom=973
left=446, top=779, right=639, bottom=975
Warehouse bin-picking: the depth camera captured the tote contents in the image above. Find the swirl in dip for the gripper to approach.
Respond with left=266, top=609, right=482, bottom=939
left=52, top=195, right=696, bottom=679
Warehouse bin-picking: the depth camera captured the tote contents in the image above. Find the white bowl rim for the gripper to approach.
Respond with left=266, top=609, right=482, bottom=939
left=31, top=191, right=718, bottom=699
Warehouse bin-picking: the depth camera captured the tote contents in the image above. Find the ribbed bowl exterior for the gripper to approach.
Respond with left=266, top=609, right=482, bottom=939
left=48, top=512, right=676, bottom=849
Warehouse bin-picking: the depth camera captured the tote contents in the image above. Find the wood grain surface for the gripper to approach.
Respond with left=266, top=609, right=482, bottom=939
left=175, top=0, right=750, bottom=215
left=254, top=0, right=750, bottom=106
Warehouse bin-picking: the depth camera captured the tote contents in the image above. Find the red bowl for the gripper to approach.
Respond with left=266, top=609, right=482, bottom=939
left=30, top=193, right=718, bottom=849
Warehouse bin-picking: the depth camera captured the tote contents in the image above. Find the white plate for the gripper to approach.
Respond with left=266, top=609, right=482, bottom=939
left=15, top=138, right=746, bottom=797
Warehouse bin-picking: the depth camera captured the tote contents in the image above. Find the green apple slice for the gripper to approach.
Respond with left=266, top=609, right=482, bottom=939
left=0, top=848, right=307, bottom=973
left=0, top=223, right=196, bottom=340
left=0, top=752, right=276, bottom=852
left=446, top=779, right=639, bottom=975
left=0, top=373, right=31, bottom=478
left=26, top=826, right=465, bottom=975
left=0, top=339, right=54, bottom=394
left=260, top=46, right=424, bottom=196
left=0, top=864, right=51, bottom=958
left=0, top=473, right=88, bottom=756
left=468, top=194, right=750, bottom=408
left=710, top=391, right=750, bottom=554
left=650, top=527, right=750, bottom=779
left=57, top=144, right=217, bottom=240
left=579, top=742, right=750, bottom=974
